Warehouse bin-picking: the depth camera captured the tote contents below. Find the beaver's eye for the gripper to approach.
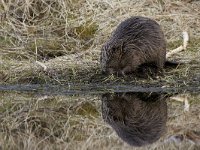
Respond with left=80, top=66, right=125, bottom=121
left=112, top=47, right=117, bottom=52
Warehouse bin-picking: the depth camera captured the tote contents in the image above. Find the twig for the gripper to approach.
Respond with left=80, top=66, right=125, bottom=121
left=35, top=61, right=47, bottom=71
left=166, top=31, right=189, bottom=58
left=170, top=95, right=190, bottom=112
left=182, top=31, right=189, bottom=50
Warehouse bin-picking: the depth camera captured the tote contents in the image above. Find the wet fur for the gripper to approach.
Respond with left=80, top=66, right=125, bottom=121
left=101, top=16, right=166, bottom=75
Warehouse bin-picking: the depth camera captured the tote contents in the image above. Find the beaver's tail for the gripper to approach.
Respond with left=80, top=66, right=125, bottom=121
left=164, top=61, right=183, bottom=68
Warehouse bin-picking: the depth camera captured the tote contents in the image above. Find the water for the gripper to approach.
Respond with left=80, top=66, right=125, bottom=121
left=0, top=86, right=199, bottom=150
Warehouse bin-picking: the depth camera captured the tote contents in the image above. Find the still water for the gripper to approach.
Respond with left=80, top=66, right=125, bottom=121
left=0, top=87, right=199, bottom=150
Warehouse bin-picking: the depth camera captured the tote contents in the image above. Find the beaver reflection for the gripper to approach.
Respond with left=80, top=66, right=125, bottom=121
left=101, top=92, right=168, bottom=147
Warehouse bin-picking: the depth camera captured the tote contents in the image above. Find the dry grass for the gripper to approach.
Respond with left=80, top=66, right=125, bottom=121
left=0, top=0, right=200, bottom=85
left=0, top=91, right=199, bottom=150
left=0, top=1, right=200, bottom=149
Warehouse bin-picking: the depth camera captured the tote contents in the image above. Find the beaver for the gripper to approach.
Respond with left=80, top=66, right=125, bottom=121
left=101, top=92, right=168, bottom=147
left=100, top=16, right=166, bottom=75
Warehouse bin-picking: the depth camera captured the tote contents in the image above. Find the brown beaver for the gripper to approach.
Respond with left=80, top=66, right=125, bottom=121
left=101, top=92, right=168, bottom=146
left=100, top=16, right=166, bottom=75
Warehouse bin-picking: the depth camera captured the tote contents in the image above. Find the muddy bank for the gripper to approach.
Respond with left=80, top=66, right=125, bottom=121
left=0, top=83, right=200, bottom=95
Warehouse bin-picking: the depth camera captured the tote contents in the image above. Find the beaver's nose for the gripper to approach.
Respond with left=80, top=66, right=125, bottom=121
left=105, top=68, right=116, bottom=75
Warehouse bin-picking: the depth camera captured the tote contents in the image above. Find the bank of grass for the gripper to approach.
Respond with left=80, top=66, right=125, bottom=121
left=1, top=0, right=200, bottom=86
left=1, top=1, right=200, bottom=149
left=0, top=91, right=200, bottom=150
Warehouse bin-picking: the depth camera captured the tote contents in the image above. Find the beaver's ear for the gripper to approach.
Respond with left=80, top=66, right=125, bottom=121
left=113, top=42, right=124, bottom=53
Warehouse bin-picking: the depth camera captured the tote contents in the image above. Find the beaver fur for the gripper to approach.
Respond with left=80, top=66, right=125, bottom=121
left=100, top=16, right=166, bottom=75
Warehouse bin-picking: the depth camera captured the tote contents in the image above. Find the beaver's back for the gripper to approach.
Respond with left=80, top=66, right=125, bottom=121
left=101, top=16, right=166, bottom=75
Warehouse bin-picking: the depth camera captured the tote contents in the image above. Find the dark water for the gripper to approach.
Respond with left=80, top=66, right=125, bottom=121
left=0, top=86, right=200, bottom=149
left=101, top=92, right=200, bottom=148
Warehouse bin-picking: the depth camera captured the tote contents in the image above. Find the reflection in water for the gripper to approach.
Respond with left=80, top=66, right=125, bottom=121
left=101, top=92, right=168, bottom=147
left=0, top=91, right=199, bottom=149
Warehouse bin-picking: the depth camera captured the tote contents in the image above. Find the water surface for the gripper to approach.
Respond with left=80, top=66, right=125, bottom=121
left=0, top=87, right=199, bottom=150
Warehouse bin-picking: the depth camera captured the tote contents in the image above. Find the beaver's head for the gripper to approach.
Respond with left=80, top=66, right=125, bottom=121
left=100, top=42, right=125, bottom=75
